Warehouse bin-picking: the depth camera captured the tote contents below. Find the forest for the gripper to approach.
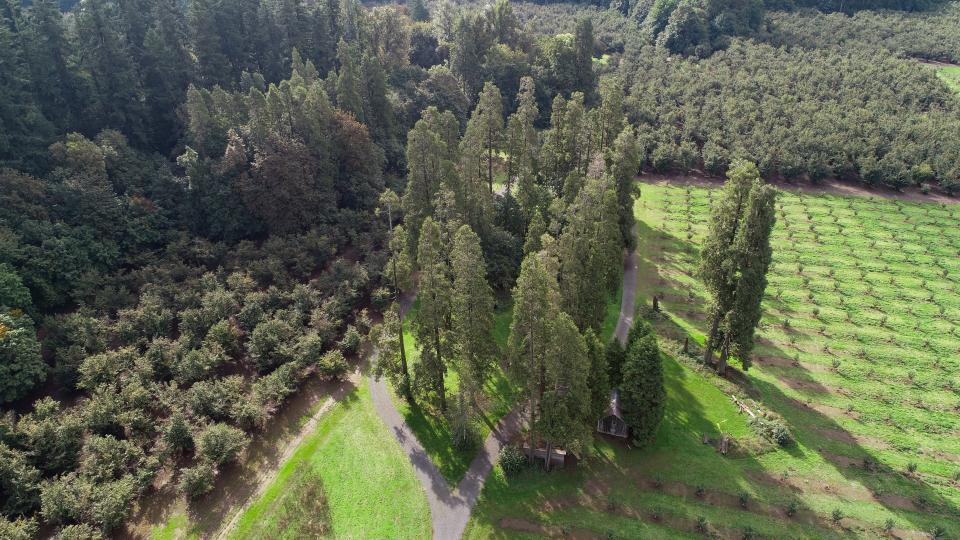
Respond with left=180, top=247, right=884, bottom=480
left=1, top=0, right=959, bottom=537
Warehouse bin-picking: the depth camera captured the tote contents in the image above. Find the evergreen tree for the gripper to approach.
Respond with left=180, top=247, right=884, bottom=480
left=558, top=175, right=622, bottom=331
left=463, top=82, right=504, bottom=194
left=450, top=13, right=492, bottom=99
left=141, top=0, right=193, bottom=149
left=620, top=322, right=664, bottom=446
left=414, top=217, right=452, bottom=411
left=21, top=0, right=83, bottom=136
left=506, top=76, right=539, bottom=209
left=373, top=305, right=412, bottom=400
left=450, top=225, right=495, bottom=407
left=336, top=39, right=365, bottom=122
left=538, top=311, right=591, bottom=469
left=584, top=328, right=609, bottom=422
left=409, top=0, right=430, bottom=22
left=594, top=76, right=625, bottom=155
left=508, top=250, right=560, bottom=461
left=75, top=0, right=148, bottom=145
left=522, top=210, right=547, bottom=256
left=721, top=180, right=777, bottom=372
left=573, top=17, right=596, bottom=98
left=188, top=0, right=233, bottom=86
left=605, top=338, right=625, bottom=388
left=402, top=107, right=460, bottom=252
left=698, top=160, right=776, bottom=374
left=607, top=126, right=641, bottom=249
left=380, top=190, right=414, bottom=399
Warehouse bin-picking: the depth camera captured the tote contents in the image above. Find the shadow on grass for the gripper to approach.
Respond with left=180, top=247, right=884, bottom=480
left=645, top=221, right=959, bottom=537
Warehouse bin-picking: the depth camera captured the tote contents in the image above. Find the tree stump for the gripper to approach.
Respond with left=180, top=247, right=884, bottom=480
left=652, top=295, right=660, bottom=312
left=720, top=435, right=730, bottom=455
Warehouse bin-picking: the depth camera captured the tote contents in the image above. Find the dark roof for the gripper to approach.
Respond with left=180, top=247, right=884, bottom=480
left=604, top=389, right=623, bottom=420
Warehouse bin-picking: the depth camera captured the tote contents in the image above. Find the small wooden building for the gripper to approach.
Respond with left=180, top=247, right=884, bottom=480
left=596, top=389, right=629, bottom=438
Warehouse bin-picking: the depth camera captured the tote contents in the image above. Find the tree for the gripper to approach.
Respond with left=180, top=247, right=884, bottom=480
left=450, top=225, right=496, bottom=405
left=523, top=210, right=547, bottom=256
left=336, top=39, right=364, bottom=122
left=0, top=443, right=42, bottom=516
left=557, top=175, right=622, bottom=331
left=409, top=0, right=430, bottom=22
left=584, top=329, right=610, bottom=421
left=462, top=82, right=505, bottom=194
left=607, top=126, right=641, bottom=249
left=246, top=317, right=297, bottom=372
left=505, top=76, right=539, bottom=210
left=196, top=422, right=249, bottom=465
left=721, top=179, right=778, bottom=372
left=698, top=160, right=777, bottom=374
left=594, top=76, right=625, bottom=155
left=450, top=13, right=493, bottom=99
left=620, top=322, right=664, bottom=446
left=413, top=218, right=452, bottom=411
left=0, top=311, right=45, bottom=404
left=379, top=190, right=413, bottom=400
left=507, top=251, right=560, bottom=462
left=573, top=17, right=596, bottom=98
left=538, top=311, right=591, bottom=470
left=403, top=107, right=460, bottom=250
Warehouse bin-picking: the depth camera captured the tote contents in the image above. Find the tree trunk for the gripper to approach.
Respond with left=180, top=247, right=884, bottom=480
left=717, top=331, right=731, bottom=376
left=434, top=328, right=446, bottom=411
left=544, top=441, right=553, bottom=472
left=488, top=142, right=494, bottom=193
left=528, top=391, right=537, bottom=465
left=704, top=309, right=721, bottom=366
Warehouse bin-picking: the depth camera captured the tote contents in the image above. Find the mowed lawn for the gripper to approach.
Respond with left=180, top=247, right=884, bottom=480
left=229, top=380, right=430, bottom=539
left=464, top=181, right=960, bottom=539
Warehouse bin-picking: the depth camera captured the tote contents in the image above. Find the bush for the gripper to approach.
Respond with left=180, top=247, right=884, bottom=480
left=831, top=508, right=843, bottom=524
left=196, top=423, right=249, bottom=466
left=53, top=523, right=103, bottom=540
left=178, top=462, right=216, bottom=499
left=318, top=349, right=348, bottom=380
left=247, top=318, right=297, bottom=372
left=749, top=414, right=792, bottom=446
left=0, top=443, right=42, bottom=516
left=0, top=517, right=38, bottom=540
left=498, top=445, right=527, bottom=477
left=338, top=324, right=363, bottom=356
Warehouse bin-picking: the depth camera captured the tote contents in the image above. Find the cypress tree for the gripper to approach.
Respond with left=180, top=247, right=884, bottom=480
left=336, top=39, right=364, bottom=122
left=584, top=329, right=610, bottom=422
left=403, top=107, right=460, bottom=253
left=506, top=76, right=539, bottom=212
left=608, top=126, right=641, bottom=249
left=414, top=217, right=452, bottom=411
left=462, top=81, right=504, bottom=193
left=620, top=322, right=664, bottom=446
left=522, top=210, right=547, bottom=256
left=450, top=224, right=496, bottom=406
left=538, top=311, right=591, bottom=469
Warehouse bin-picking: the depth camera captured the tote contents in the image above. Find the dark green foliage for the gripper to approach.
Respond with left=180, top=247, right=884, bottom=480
left=620, top=322, right=664, bottom=446
left=0, top=443, right=42, bottom=516
left=498, top=445, right=527, bottom=476
left=0, top=312, right=45, bottom=404
left=178, top=462, right=216, bottom=499
left=0, top=516, right=38, bottom=539
left=196, top=423, right=249, bottom=466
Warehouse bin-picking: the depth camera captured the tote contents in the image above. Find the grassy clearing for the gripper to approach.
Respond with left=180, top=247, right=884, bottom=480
left=936, top=64, right=960, bottom=94
left=228, top=379, right=430, bottom=539
left=465, top=181, right=960, bottom=539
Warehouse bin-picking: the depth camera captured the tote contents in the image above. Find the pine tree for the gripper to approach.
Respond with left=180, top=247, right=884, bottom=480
left=141, top=0, right=193, bottom=149
left=607, top=126, right=641, bottom=249
left=508, top=250, right=560, bottom=462
left=75, top=0, right=148, bottom=144
left=620, top=322, right=664, bottom=446
left=506, top=76, right=540, bottom=214
left=402, top=107, right=460, bottom=253
left=522, top=210, right=546, bottom=256
left=373, top=305, right=412, bottom=399
left=573, top=17, right=596, bottom=98
left=188, top=0, right=233, bottom=86
left=336, top=39, right=364, bottom=122
left=414, top=217, right=452, bottom=411
left=538, top=311, right=591, bottom=470
left=22, top=0, right=83, bottom=135
left=594, top=76, right=624, bottom=155
left=462, top=81, right=504, bottom=193
left=450, top=225, right=496, bottom=406
left=584, top=329, right=610, bottom=422
left=380, top=190, right=413, bottom=399
left=558, top=175, right=622, bottom=331
left=0, top=11, right=52, bottom=170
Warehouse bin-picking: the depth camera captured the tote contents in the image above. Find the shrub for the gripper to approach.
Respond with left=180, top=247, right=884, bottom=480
left=738, top=490, right=750, bottom=508
left=196, top=423, right=249, bottom=466
left=786, top=501, right=799, bottom=517
left=53, top=523, right=103, bottom=540
left=695, top=515, right=708, bottom=533
left=749, top=415, right=792, bottom=446
left=906, top=461, right=918, bottom=474
left=247, top=318, right=297, bottom=372
left=831, top=508, right=844, bottom=524
left=498, top=445, right=526, bottom=477
left=883, top=518, right=895, bottom=532
left=317, top=349, right=348, bottom=380
left=338, top=324, right=363, bottom=356
left=695, top=484, right=705, bottom=497
left=178, top=462, right=216, bottom=499
left=0, top=517, right=38, bottom=540
left=742, top=526, right=755, bottom=540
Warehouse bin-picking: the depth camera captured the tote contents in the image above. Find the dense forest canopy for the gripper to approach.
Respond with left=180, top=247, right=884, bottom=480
left=2, top=0, right=960, bottom=535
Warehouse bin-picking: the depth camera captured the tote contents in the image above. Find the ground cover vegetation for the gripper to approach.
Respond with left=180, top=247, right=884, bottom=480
left=465, top=181, right=960, bottom=539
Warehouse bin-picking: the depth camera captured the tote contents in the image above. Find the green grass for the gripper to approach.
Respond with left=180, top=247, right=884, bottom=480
left=465, top=182, right=960, bottom=539
left=228, top=380, right=430, bottom=539
left=935, top=64, right=960, bottom=94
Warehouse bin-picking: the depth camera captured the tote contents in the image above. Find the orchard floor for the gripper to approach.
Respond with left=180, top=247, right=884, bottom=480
left=463, top=179, right=960, bottom=540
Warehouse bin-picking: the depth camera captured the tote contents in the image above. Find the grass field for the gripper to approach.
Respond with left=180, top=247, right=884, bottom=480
left=936, top=64, right=960, bottom=94
left=464, top=181, right=960, bottom=539
left=228, top=380, right=430, bottom=539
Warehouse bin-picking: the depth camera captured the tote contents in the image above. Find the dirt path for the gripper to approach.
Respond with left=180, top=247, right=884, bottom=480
left=372, top=236, right=641, bottom=539
left=213, top=368, right=362, bottom=539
